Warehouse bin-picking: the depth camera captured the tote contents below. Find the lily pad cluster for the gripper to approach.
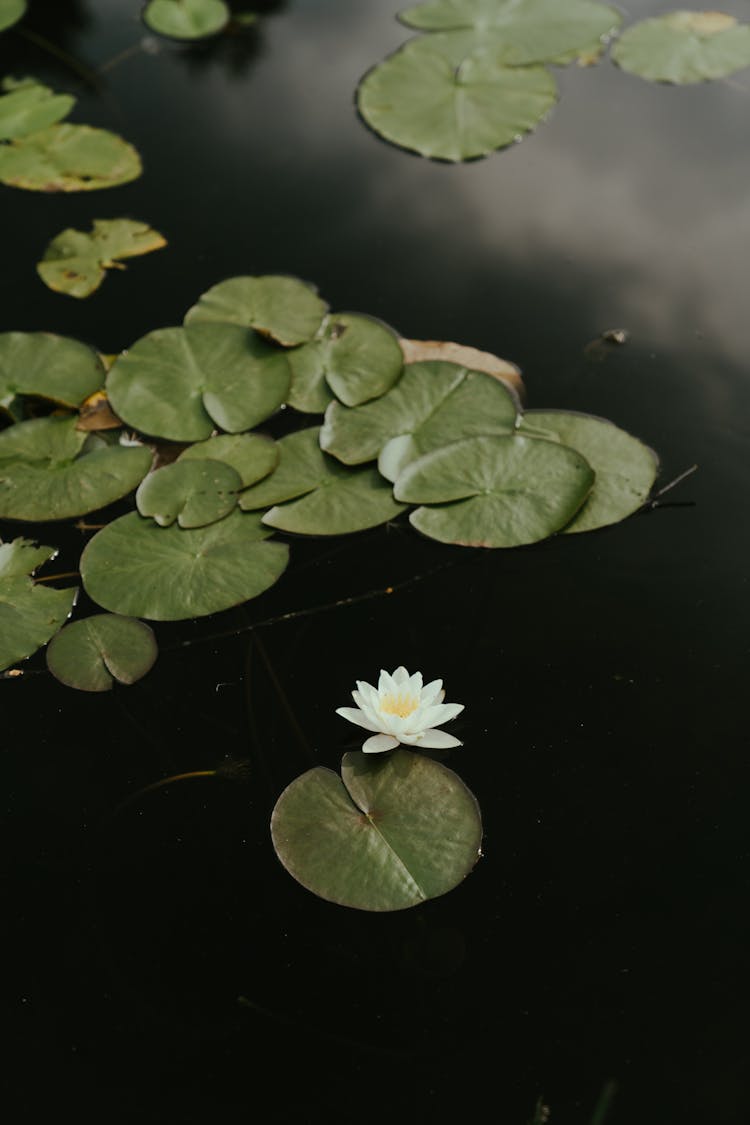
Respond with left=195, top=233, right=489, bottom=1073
left=37, top=219, right=167, bottom=298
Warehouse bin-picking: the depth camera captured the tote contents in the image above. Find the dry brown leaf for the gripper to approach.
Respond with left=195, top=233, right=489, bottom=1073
left=76, top=390, right=122, bottom=431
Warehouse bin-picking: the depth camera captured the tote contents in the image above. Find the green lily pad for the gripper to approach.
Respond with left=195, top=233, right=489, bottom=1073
left=178, top=432, right=279, bottom=487
left=287, top=313, right=404, bottom=412
left=0, top=415, right=152, bottom=521
left=80, top=508, right=289, bottom=621
left=519, top=410, right=658, bottom=533
left=0, top=332, right=105, bottom=412
left=394, top=433, right=594, bottom=547
left=398, top=0, right=621, bottom=65
left=0, top=80, right=74, bottom=140
left=46, top=613, right=157, bottom=692
left=0, top=536, right=76, bottom=672
left=271, top=748, right=482, bottom=912
left=143, top=0, right=230, bottom=40
left=0, top=1, right=25, bottom=32
left=184, top=274, right=328, bottom=346
left=136, top=458, right=242, bottom=528
left=357, top=33, right=557, bottom=161
left=37, top=219, right=167, bottom=299
left=238, top=427, right=331, bottom=509
left=106, top=323, right=291, bottom=442
left=611, top=11, right=750, bottom=84
left=0, top=123, right=142, bottom=192
left=321, top=360, right=519, bottom=481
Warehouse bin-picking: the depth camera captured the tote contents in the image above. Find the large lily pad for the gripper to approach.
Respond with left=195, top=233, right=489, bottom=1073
left=80, top=508, right=289, bottom=621
left=106, top=323, right=291, bottom=441
left=0, top=80, right=74, bottom=140
left=0, top=332, right=105, bottom=412
left=321, top=360, right=519, bottom=481
left=0, top=123, right=142, bottom=192
left=46, top=613, right=157, bottom=692
left=143, top=0, right=230, bottom=40
left=136, top=458, right=242, bottom=528
left=178, top=432, right=279, bottom=487
left=287, top=313, right=404, bottom=412
left=358, top=33, right=557, bottom=161
left=184, top=274, right=328, bottom=346
left=519, top=410, right=658, bottom=533
left=271, top=748, right=482, bottom=912
left=611, top=11, right=750, bottom=84
left=37, top=219, right=167, bottom=299
left=0, top=537, right=76, bottom=672
left=0, top=1, right=25, bottom=33
left=394, top=433, right=594, bottom=547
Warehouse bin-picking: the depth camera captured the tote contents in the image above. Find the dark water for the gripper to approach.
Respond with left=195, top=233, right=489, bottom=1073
left=3, top=2, right=750, bottom=1122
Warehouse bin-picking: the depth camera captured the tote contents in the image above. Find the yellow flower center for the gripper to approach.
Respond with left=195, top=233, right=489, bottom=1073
left=380, top=692, right=418, bottom=718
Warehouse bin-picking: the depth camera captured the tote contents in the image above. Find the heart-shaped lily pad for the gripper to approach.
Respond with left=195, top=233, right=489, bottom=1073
left=271, top=748, right=482, bottom=911
left=136, top=458, right=242, bottom=528
left=0, top=332, right=105, bottom=412
left=0, top=79, right=74, bottom=140
left=394, top=433, right=594, bottom=547
left=178, top=432, right=278, bottom=487
left=185, top=274, right=328, bottom=346
left=321, top=360, right=519, bottom=481
left=400, top=338, right=523, bottom=398
left=106, top=323, right=291, bottom=441
left=81, top=508, right=289, bottom=621
left=46, top=613, right=157, bottom=692
left=611, top=10, right=750, bottom=84
left=37, top=219, right=167, bottom=299
left=0, top=0, right=25, bottom=33
left=0, top=123, right=142, bottom=191
left=143, top=0, right=230, bottom=39
left=288, top=313, right=404, bottom=412
left=238, top=427, right=331, bottom=509
left=0, top=537, right=76, bottom=671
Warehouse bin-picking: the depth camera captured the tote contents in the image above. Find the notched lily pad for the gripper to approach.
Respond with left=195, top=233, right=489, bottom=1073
left=37, top=219, right=167, bottom=299
left=177, top=432, right=278, bottom=487
left=143, top=0, right=230, bottom=40
left=46, top=613, right=157, bottom=692
left=288, top=313, right=404, bottom=412
left=611, top=10, right=750, bottom=84
left=0, top=536, right=76, bottom=671
left=185, top=274, right=328, bottom=346
left=271, top=748, right=483, bottom=912
left=0, top=123, right=142, bottom=192
left=0, top=331, right=105, bottom=412
left=400, top=338, right=523, bottom=398
left=0, top=79, right=74, bottom=140
left=136, top=458, right=242, bottom=528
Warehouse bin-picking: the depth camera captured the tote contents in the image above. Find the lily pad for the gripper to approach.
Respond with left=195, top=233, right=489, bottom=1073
left=0, top=1, right=25, bottom=32
left=358, top=33, right=557, bottom=161
left=519, top=410, right=658, bottom=533
left=394, top=433, right=594, bottom=547
left=106, top=323, right=291, bottom=441
left=321, top=360, right=519, bottom=481
left=143, top=0, right=230, bottom=40
left=271, top=748, right=482, bottom=912
left=37, top=219, right=167, bottom=299
left=46, top=613, right=157, bottom=691
left=0, top=123, right=142, bottom=192
left=0, top=80, right=74, bottom=140
left=178, top=432, right=279, bottom=487
left=184, top=275, right=328, bottom=346
left=0, top=332, right=105, bottom=412
left=287, top=313, right=404, bottom=412
left=400, top=337, right=523, bottom=398
left=0, top=537, right=76, bottom=672
left=611, top=11, right=750, bottom=84
left=80, top=508, right=289, bottom=621
left=238, top=427, right=333, bottom=509
left=136, top=458, right=242, bottom=528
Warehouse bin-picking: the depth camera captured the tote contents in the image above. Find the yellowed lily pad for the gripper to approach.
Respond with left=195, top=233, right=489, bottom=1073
left=0, top=123, right=142, bottom=192
left=37, top=219, right=167, bottom=298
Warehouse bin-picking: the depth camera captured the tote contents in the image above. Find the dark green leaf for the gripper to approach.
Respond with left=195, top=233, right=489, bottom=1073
left=288, top=313, right=403, bottom=411
left=0, top=535, right=76, bottom=671
left=178, top=432, right=278, bottom=487
left=612, top=10, right=750, bottom=84
left=184, top=274, right=328, bottom=346
left=37, top=219, right=167, bottom=299
left=136, top=458, right=242, bottom=528
left=46, top=613, right=157, bottom=691
left=0, top=331, right=105, bottom=411
left=0, top=123, right=142, bottom=191
left=0, top=0, right=25, bottom=33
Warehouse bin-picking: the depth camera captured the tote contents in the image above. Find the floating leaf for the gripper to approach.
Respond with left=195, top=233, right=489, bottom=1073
left=143, top=0, right=230, bottom=40
left=184, top=274, right=328, bottom=346
left=106, top=323, right=291, bottom=441
left=288, top=313, right=404, bottom=412
left=518, top=410, right=658, bottom=533
left=394, top=433, right=594, bottom=547
left=321, top=360, right=518, bottom=482
left=178, top=432, right=278, bottom=487
left=358, top=33, right=557, bottom=161
left=0, top=536, right=76, bottom=672
left=0, top=123, right=142, bottom=192
left=400, top=338, right=523, bottom=398
left=0, top=0, right=25, bottom=33
left=37, top=219, right=167, bottom=299
left=80, top=509, right=289, bottom=621
left=238, top=427, right=332, bottom=509
left=0, top=331, right=105, bottom=412
left=0, top=80, right=74, bottom=140
left=0, top=415, right=152, bottom=521
left=46, top=614, right=157, bottom=692
left=611, top=10, right=750, bottom=84
left=271, top=748, right=482, bottom=912
left=136, top=459, right=242, bottom=528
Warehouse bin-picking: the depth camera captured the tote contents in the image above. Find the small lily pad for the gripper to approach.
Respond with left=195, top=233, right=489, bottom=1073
left=0, top=123, right=142, bottom=192
left=271, top=748, right=483, bottom=912
left=0, top=80, right=74, bottom=140
left=184, top=274, right=328, bottom=346
left=0, top=332, right=105, bottom=412
left=287, top=313, right=404, bottom=411
left=80, top=508, right=289, bottom=621
left=321, top=360, right=519, bottom=481
left=394, top=433, right=594, bottom=547
left=0, top=536, right=76, bottom=672
left=46, top=613, right=157, bottom=692
left=143, top=0, right=230, bottom=40
left=0, top=1, right=25, bottom=32
left=611, top=10, right=750, bottom=84
left=136, top=458, right=242, bottom=528
left=37, top=219, right=167, bottom=299
left=106, top=323, right=291, bottom=441
left=177, top=432, right=278, bottom=487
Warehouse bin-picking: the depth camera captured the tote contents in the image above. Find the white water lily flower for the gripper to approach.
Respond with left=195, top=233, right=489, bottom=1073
left=336, top=666, right=464, bottom=754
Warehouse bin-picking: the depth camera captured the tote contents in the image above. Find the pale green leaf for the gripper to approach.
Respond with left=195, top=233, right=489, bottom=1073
left=143, top=0, right=230, bottom=40
left=0, top=535, right=76, bottom=671
left=37, top=219, right=167, bottom=299
left=0, top=0, right=25, bottom=33
left=46, top=613, right=157, bottom=691
left=612, top=10, right=750, bottom=84
left=184, top=274, right=328, bottom=346
left=0, top=80, right=74, bottom=140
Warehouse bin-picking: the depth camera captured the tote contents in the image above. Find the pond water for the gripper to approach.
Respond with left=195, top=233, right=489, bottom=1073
left=3, top=2, right=750, bottom=1122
